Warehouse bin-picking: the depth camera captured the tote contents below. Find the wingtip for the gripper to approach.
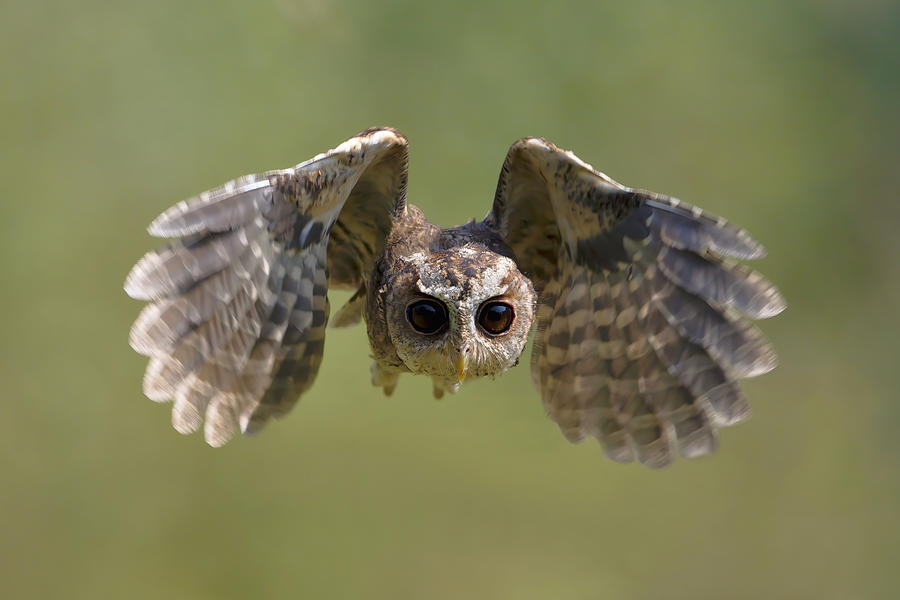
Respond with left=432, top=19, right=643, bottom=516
left=123, top=254, right=165, bottom=301
left=146, top=208, right=176, bottom=238
left=739, top=347, right=779, bottom=379
left=172, top=403, right=203, bottom=435
left=205, top=435, right=230, bottom=448
left=142, top=358, right=174, bottom=402
left=203, top=420, right=235, bottom=448
left=146, top=214, right=202, bottom=239
left=758, top=289, right=787, bottom=319
left=238, top=410, right=271, bottom=437
left=123, top=271, right=150, bottom=301
left=128, top=322, right=153, bottom=356
left=743, top=238, right=768, bottom=260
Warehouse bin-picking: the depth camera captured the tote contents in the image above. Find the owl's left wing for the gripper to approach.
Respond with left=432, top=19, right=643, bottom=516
left=485, top=138, right=785, bottom=467
left=125, top=127, right=407, bottom=446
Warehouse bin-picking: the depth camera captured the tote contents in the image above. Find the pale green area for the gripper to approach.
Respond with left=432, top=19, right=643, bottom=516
left=2, top=1, right=898, bottom=598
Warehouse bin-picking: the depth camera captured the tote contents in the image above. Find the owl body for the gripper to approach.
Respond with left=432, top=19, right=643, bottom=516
left=125, top=127, right=785, bottom=467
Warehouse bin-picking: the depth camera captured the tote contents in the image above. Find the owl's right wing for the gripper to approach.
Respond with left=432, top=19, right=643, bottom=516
left=485, top=137, right=785, bottom=467
left=124, top=127, right=407, bottom=446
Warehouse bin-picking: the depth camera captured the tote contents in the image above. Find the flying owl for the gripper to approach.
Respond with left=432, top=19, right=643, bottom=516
left=125, top=127, right=785, bottom=467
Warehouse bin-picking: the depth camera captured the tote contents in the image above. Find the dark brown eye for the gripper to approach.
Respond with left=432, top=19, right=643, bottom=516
left=406, top=299, right=448, bottom=334
left=477, top=301, right=515, bottom=335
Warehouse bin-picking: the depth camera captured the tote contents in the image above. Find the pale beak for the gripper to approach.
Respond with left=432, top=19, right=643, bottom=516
left=456, top=346, right=469, bottom=382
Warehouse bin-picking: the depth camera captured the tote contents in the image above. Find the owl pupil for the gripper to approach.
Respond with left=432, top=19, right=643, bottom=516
left=406, top=299, right=448, bottom=334
left=478, top=302, right=514, bottom=335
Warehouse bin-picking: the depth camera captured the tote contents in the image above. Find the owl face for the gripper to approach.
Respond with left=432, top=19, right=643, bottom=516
left=384, top=246, right=536, bottom=385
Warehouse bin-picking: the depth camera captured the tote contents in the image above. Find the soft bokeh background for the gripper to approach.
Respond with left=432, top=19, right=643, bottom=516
left=2, top=1, right=898, bottom=598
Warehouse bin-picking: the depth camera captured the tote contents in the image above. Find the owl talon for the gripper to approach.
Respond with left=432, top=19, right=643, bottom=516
left=432, top=377, right=460, bottom=399
left=371, top=361, right=400, bottom=396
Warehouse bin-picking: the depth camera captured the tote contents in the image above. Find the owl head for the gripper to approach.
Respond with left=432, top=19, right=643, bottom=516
left=384, top=245, right=537, bottom=394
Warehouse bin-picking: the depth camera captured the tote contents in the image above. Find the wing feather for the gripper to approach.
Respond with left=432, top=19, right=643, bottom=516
left=124, top=228, right=250, bottom=301
left=128, top=241, right=264, bottom=356
left=647, top=197, right=766, bottom=260
left=148, top=177, right=273, bottom=238
left=656, top=245, right=786, bottom=319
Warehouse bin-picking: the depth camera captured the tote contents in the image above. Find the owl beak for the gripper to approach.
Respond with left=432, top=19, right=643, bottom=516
left=456, top=346, right=469, bottom=382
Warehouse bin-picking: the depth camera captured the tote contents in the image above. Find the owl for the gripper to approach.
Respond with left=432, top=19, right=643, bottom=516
left=125, top=127, right=785, bottom=467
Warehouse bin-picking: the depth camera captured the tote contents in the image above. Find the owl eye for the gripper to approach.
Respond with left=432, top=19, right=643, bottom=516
left=477, top=301, right=515, bottom=335
left=406, top=299, right=448, bottom=335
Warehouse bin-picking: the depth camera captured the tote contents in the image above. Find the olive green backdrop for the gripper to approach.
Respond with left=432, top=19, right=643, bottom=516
left=2, top=1, right=898, bottom=598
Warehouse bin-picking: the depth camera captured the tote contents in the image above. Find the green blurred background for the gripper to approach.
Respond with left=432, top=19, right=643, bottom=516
left=2, top=1, right=898, bottom=598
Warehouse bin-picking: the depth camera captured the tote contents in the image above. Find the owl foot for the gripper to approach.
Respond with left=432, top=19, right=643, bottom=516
left=431, top=377, right=460, bottom=399
left=371, top=361, right=400, bottom=396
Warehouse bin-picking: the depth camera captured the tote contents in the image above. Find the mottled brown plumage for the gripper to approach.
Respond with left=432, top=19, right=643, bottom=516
left=125, top=127, right=784, bottom=465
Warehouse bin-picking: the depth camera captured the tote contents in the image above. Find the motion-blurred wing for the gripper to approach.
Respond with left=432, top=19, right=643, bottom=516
left=125, top=127, right=408, bottom=446
left=485, top=138, right=784, bottom=467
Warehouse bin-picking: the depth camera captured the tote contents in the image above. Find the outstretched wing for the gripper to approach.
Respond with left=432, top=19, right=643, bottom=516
left=125, top=127, right=408, bottom=446
left=485, top=138, right=785, bottom=467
